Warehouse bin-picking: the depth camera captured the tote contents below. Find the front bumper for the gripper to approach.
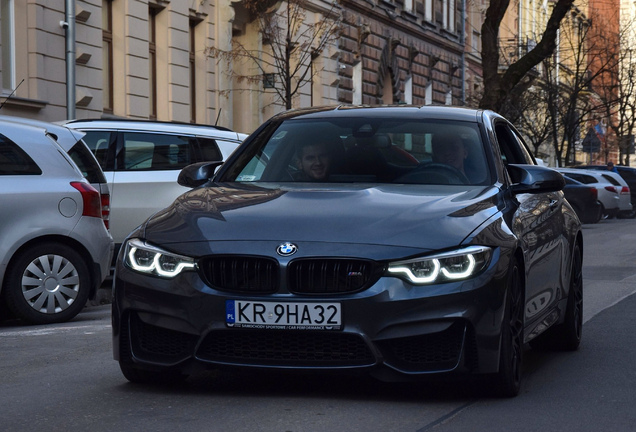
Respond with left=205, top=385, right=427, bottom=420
left=112, top=248, right=510, bottom=380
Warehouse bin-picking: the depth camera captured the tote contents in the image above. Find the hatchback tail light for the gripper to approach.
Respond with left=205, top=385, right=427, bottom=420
left=590, top=187, right=598, bottom=200
left=101, top=192, right=111, bottom=229
left=621, top=186, right=630, bottom=194
left=605, top=186, right=618, bottom=193
left=70, top=182, right=102, bottom=219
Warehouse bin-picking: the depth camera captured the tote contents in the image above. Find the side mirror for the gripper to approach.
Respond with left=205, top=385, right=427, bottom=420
left=177, top=161, right=223, bottom=188
left=508, top=164, right=565, bottom=194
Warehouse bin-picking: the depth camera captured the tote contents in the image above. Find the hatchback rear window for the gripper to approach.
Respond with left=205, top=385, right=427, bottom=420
left=0, top=135, right=42, bottom=175
left=66, top=139, right=107, bottom=183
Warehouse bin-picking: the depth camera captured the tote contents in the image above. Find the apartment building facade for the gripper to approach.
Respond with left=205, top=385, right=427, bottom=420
left=0, top=0, right=475, bottom=134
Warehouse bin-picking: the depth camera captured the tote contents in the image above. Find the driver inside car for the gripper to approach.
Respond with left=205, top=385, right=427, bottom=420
left=294, top=141, right=332, bottom=181
left=432, top=133, right=469, bottom=176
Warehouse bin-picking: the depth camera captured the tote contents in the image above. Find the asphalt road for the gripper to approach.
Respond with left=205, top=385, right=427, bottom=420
left=1, top=218, right=635, bottom=431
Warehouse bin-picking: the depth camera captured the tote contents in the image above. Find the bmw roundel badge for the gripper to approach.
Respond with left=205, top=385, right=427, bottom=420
left=276, top=242, right=298, bottom=256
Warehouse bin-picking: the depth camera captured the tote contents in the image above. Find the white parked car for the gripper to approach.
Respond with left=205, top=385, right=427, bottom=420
left=62, top=119, right=246, bottom=256
left=0, top=118, right=113, bottom=324
left=556, top=168, right=631, bottom=218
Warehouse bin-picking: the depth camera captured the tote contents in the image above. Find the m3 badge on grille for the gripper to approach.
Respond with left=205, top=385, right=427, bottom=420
left=276, top=242, right=298, bottom=256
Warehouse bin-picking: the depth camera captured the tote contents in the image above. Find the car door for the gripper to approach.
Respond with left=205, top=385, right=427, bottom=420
left=494, top=120, right=566, bottom=332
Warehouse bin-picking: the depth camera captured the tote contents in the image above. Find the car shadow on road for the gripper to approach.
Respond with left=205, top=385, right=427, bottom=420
left=110, top=347, right=572, bottom=403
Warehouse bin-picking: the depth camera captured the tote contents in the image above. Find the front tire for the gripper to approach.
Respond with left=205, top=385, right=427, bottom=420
left=3, top=243, right=91, bottom=325
left=493, top=257, right=524, bottom=397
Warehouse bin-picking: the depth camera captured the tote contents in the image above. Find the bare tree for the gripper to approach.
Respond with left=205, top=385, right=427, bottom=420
left=480, top=0, right=575, bottom=112
left=209, top=0, right=341, bottom=110
left=514, top=86, right=553, bottom=160
left=594, top=16, right=636, bottom=166
left=511, top=9, right=619, bottom=167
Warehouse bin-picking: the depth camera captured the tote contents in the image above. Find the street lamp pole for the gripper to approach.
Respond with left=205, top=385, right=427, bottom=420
left=62, top=0, right=76, bottom=120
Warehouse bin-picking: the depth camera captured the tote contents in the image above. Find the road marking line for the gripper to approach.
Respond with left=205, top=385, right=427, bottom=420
left=0, top=324, right=111, bottom=337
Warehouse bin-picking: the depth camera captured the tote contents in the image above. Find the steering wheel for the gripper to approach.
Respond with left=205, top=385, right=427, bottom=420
left=395, top=162, right=469, bottom=185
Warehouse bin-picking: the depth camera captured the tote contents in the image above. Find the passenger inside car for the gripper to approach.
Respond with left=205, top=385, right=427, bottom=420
left=432, top=133, right=469, bottom=175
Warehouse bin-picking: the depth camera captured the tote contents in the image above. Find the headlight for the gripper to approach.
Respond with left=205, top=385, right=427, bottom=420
left=124, top=238, right=196, bottom=278
left=387, top=246, right=492, bottom=285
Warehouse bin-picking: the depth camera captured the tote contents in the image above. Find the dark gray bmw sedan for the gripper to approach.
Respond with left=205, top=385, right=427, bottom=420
left=112, top=106, right=583, bottom=397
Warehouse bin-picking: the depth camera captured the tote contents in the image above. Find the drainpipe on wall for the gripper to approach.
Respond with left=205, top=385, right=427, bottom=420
left=62, top=0, right=76, bottom=120
left=460, top=0, right=466, bottom=105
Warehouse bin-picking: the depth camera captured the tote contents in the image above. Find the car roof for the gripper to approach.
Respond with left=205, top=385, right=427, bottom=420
left=267, top=105, right=485, bottom=123
left=62, top=118, right=248, bottom=141
left=0, top=114, right=86, bottom=152
left=556, top=167, right=617, bottom=183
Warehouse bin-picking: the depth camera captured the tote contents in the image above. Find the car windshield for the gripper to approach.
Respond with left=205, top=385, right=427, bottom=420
left=223, top=117, right=492, bottom=185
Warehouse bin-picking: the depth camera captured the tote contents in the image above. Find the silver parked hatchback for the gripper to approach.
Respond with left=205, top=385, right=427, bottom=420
left=0, top=118, right=113, bottom=324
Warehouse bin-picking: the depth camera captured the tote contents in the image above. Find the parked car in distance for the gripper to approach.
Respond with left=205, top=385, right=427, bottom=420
left=62, top=119, right=247, bottom=255
left=112, top=105, right=583, bottom=398
left=575, top=164, right=636, bottom=218
left=555, top=167, right=622, bottom=219
left=0, top=118, right=113, bottom=324
left=562, top=175, right=602, bottom=224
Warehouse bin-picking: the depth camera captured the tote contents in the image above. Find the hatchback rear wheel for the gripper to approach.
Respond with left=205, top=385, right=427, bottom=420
left=4, top=243, right=91, bottom=324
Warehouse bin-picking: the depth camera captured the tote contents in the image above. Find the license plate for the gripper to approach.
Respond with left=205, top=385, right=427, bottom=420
left=225, top=300, right=341, bottom=330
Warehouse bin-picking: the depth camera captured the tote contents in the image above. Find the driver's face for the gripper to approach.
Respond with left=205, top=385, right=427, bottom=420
left=433, top=140, right=467, bottom=172
left=299, top=144, right=331, bottom=180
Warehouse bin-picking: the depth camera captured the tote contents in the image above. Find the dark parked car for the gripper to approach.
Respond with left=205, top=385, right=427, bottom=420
left=562, top=175, right=602, bottom=224
left=112, top=106, right=583, bottom=397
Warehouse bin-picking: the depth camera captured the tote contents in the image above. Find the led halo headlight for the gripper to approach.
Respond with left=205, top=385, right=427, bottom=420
left=387, top=246, right=492, bottom=285
left=125, top=238, right=196, bottom=278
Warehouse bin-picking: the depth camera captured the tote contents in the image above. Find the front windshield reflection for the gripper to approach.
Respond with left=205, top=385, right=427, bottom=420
left=224, top=118, right=492, bottom=186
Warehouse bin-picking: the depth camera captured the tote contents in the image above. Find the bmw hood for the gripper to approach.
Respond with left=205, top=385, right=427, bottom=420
left=141, top=183, right=502, bottom=252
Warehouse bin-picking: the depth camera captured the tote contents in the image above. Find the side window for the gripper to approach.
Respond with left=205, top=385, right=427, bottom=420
left=118, top=133, right=192, bottom=171
left=81, top=130, right=114, bottom=170
left=567, top=173, right=593, bottom=184
left=510, top=129, right=535, bottom=164
left=494, top=123, right=533, bottom=165
left=0, top=135, right=42, bottom=175
left=198, top=137, right=222, bottom=162
left=601, top=174, right=620, bottom=186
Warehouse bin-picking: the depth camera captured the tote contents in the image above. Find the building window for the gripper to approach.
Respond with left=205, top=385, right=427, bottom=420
left=472, top=30, right=480, bottom=54
left=102, top=0, right=113, bottom=113
left=310, top=54, right=322, bottom=106
left=404, top=0, right=413, bottom=13
left=425, top=82, right=433, bottom=105
left=404, top=75, right=413, bottom=104
left=263, top=73, right=276, bottom=89
left=353, top=62, right=362, bottom=105
left=2, top=0, right=15, bottom=93
left=424, top=0, right=433, bottom=22
left=445, top=89, right=452, bottom=105
left=149, top=7, right=159, bottom=120
left=443, top=0, right=455, bottom=32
